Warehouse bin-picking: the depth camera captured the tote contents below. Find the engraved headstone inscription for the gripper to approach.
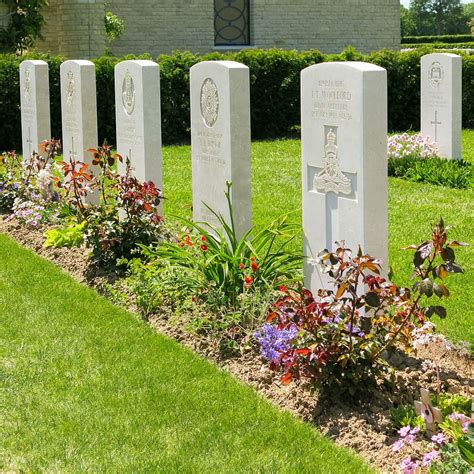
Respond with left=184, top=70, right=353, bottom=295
left=20, top=60, right=51, bottom=159
left=60, top=60, right=98, bottom=203
left=421, top=53, right=462, bottom=160
left=115, top=60, right=162, bottom=200
left=301, top=62, right=388, bottom=293
left=190, top=61, right=252, bottom=239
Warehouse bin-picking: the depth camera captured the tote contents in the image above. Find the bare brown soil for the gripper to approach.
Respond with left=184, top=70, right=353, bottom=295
left=1, top=217, right=472, bottom=473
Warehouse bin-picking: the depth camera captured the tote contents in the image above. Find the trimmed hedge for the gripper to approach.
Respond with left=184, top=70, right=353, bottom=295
left=1, top=47, right=473, bottom=151
left=403, top=43, right=474, bottom=49
left=402, top=35, right=474, bottom=44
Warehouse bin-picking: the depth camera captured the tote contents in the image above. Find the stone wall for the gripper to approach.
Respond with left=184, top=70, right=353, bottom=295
left=35, top=0, right=400, bottom=58
left=35, top=0, right=106, bottom=58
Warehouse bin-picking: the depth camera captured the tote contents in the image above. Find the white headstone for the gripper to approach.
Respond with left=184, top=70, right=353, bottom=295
left=190, top=60, right=252, bottom=239
left=301, top=62, right=388, bottom=293
left=421, top=53, right=462, bottom=160
left=60, top=60, right=98, bottom=202
left=20, top=60, right=51, bottom=159
left=115, top=60, right=162, bottom=192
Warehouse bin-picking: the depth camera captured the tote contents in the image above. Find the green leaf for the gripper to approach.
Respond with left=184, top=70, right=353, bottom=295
left=458, top=437, right=474, bottom=467
left=365, top=292, right=380, bottom=308
left=426, top=306, right=447, bottom=319
left=445, top=262, right=464, bottom=274
left=419, top=278, right=434, bottom=297
left=441, top=247, right=455, bottom=262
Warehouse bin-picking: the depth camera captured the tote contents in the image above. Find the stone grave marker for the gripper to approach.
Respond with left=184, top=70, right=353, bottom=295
left=115, top=60, right=162, bottom=194
left=301, top=61, right=388, bottom=293
left=60, top=60, right=98, bottom=202
left=421, top=53, right=462, bottom=160
left=20, top=60, right=51, bottom=159
left=190, top=60, right=251, bottom=239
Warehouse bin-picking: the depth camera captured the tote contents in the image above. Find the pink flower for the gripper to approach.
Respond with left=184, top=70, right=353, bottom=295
left=431, top=433, right=447, bottom=445
left=400, top=457, right=419, bottom=474
left=392, top=439, right=405, bottom=452
left=398, top=426, right=411, bottom=437
left=422, top=449, right=439, bottom=467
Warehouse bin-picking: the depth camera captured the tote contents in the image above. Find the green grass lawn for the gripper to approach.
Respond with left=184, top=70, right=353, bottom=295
left=0, top=234, right=371, bottom=472
left=163, top=131, right=473, bottom=346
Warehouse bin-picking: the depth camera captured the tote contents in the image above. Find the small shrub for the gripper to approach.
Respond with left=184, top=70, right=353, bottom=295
left=434, top=393, right=472, bottom=418
left=84, top=158, right=164, bottom=266
left=388, top=156, right=473, bottom=189
left=43, top=222, right=85, bottom=248
left=255, top=219, right=466, bottom=389
left=141, top=182, right=302, bottom=308
left=388, top=133, right=440, bottom=160
left=391, top=405, right=426, bottom=431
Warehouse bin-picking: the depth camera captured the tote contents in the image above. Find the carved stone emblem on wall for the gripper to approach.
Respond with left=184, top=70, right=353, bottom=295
left=122, top=70, right=136, bottom=116
left=314, top=127, right=352, bottom=195
left=23, top=69, right=32, bottom=104
left=66, top=70, right=75, bottom=107
left=200, top=78, right=219, bottom=128
left=429, top=61, right=444, bottom=88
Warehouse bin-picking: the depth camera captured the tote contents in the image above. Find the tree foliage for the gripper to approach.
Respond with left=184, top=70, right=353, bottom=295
left=405, top=0, right=471, bottom=36
left=0, top=0, right=48, bottom=53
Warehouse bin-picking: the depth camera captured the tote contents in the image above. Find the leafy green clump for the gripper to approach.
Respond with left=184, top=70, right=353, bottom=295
left=44, top=222, right=85, bottom=249
left=388, top=157, right=473, bottom=189
left=390, top=405, right=426, bottom=431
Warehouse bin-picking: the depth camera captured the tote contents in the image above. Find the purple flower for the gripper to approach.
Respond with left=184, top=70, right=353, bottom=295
left=255, top=324, right=298, bottom=364
left=400, top=457, right=419, bottom=474
left=398, top=426, right=411, bottom=437
left=431, top=433, right=447, bottom=445
left=344, top=323, right=365, bottom=337
left=422, top=449, right=439, bottom=467
left=449, top=413, right=470, bottom=423
left=392, top=439, right=405, bottom=452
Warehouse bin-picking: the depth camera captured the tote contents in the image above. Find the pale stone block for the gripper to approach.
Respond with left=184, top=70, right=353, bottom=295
left=20, top=60, right=51, bottom=158
left=60, top=60, right=98, bottom=202
left=301, top=61, right=388, bottom=293
left=115, top=60, right=162, bottom=191
left=190, top=60, right=251, bottom=239
left=421, top=53, right=462, bottom=160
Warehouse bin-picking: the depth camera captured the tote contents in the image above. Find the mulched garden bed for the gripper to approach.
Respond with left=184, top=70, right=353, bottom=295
left=2, top=216, right=472, bottom=473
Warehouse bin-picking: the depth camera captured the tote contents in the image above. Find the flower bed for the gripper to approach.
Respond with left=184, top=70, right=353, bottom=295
left=1, top=142, right=473, bottom=473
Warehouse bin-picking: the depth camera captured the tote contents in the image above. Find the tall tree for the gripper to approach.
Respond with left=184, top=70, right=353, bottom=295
left=0, top=0, right=48, bottom=53
left=408, top=0, right=470, bottom=35
left=401, top=5, right=417, bottom=36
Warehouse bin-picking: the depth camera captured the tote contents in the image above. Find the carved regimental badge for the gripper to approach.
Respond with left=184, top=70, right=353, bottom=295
left=314, top=128, right=352, bottom=195
left=200, top=78, right=219, bottom=128
left=122, top=70, right=136, bottom=116
left=66, top=70, right=75, bottom=107
left=23, top=69, right=32, bottom=104
left=429, top=61, right=444, bottom=88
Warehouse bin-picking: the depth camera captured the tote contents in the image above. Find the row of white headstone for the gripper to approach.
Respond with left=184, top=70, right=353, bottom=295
left=19, top=52, right=462, bottom=293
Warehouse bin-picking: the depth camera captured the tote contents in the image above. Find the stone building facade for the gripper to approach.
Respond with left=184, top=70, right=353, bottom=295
left=35, top=0, right=400, bottom=58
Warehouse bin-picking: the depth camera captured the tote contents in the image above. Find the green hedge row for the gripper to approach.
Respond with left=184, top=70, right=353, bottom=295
left=403, top=42, right=474, bottom=49
left=402, top=35, right=474, bottom=44
left=1, top=47, right=473, bottom=151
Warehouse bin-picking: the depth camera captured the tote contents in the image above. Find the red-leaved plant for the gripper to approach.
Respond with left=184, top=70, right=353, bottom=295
left=255, top=219, right=466, bottom=389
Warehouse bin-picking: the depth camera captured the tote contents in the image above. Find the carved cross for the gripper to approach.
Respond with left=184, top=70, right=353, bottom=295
left=69, top=136, right=78, bottom=162
left=431, top=110, right=442, bottom=142
left=26, top=127, right=33, bottom=159
left=414, top=388, right=443, bottom=434
left=308, top=126, right=356, bottom=250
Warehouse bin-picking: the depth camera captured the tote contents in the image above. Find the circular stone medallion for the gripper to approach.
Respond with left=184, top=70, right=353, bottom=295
left=122, top=71, right=136, bottom=116
left=200, top=78, right=219, bottom=128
